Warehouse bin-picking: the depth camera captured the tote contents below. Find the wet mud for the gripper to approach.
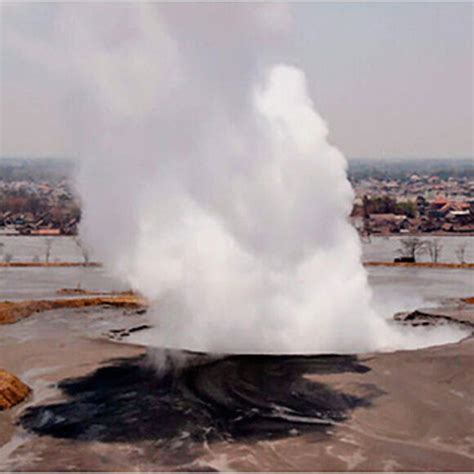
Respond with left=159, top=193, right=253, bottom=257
left=20, top=352, right=379, bottom=448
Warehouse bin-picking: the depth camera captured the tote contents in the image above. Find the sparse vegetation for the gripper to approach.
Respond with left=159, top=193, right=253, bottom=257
left=455, top=242, right=468, bottom=264
left=397, top=237, right=426, bottom=262
left=426, top=239, right=443, bottom=263
left=360, top=196, right=416, bottom=217
left=44, top=239, right=53, bottom=263
left=74, top=237, right=90, bottom=264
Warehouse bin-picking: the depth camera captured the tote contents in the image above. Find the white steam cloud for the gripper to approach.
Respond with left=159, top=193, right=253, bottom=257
left=3, top=4, right=467, bottom=354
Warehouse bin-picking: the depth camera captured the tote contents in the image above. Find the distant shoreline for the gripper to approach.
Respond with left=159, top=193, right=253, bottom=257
left=1, top=232, right=474, bottom=239
left=1, top=261, right=472, bottom=269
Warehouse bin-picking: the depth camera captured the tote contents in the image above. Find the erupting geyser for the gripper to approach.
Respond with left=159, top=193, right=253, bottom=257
left=8, top=3, right=467, bottom=354
left=131, top=64, right=388, bottom=354
left=76, top=4, right=385, bottom=354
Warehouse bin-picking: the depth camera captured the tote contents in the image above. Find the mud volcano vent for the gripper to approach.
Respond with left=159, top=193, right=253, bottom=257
left=20, top=351, right=383, bottom=444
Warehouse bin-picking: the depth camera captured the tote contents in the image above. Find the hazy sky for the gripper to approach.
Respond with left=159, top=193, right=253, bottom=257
left=1, top=2, right=472, bottom=159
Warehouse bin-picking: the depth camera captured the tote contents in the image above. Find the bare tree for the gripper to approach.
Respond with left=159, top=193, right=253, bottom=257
left=74, top=237, right=90, bottom=265
left=397, top=237, right=426, bottom=262
left=426, top=239, right=443, bottom=263
left=44, top=238, right=53, bottom=263
left=455, top=242, right=468, bottom=264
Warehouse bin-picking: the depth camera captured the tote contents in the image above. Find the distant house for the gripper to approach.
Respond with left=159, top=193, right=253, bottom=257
left=467, top=199, right=474, bottom=215
left=427, top=195, right=450, bottom=219
left=370, top=213, right=410, bottom=233
left=447, top=210, right=470, bottom=225
left=440, top=200, right=470, bottom=214
left=431, top=195, right=448, bottom=209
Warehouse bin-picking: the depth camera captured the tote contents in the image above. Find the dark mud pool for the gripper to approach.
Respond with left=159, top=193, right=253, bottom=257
left=20, top=351, right=380, bottom=445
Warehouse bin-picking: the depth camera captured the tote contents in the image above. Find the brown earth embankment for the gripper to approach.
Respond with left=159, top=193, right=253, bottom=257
left=0, top=370, right=31, bottom=410
left=364, top=261, right=474, bottom=269
left=0, top=293, right=146, bottom=325
left=0, top=262, right=101, bottom=267
left=56, top=288, right=131, bottom=296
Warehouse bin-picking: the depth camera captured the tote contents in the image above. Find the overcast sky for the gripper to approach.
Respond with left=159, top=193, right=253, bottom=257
left=1, top=2, right=472, bottom=160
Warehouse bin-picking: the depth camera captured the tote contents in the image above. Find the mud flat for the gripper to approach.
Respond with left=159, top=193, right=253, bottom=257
left=0, top=302, right=473, bottom=471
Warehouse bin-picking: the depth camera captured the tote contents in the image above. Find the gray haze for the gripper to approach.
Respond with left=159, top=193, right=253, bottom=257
left=1, top=2, right=472, bottom=159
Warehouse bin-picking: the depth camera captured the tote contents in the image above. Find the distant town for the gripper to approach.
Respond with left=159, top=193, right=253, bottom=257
left=349, top=158, right=474, bottom=236
left=0, top=158, right=79, bottom=236
left=0, top=157, right=473, bottom=237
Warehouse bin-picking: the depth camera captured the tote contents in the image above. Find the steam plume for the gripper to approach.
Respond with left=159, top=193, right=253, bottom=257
left=4, top=4, right=467, bottom=353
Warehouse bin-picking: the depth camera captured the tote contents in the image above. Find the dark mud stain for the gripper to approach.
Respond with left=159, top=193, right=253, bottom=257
left=20, top=352, right=379, bottom=448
